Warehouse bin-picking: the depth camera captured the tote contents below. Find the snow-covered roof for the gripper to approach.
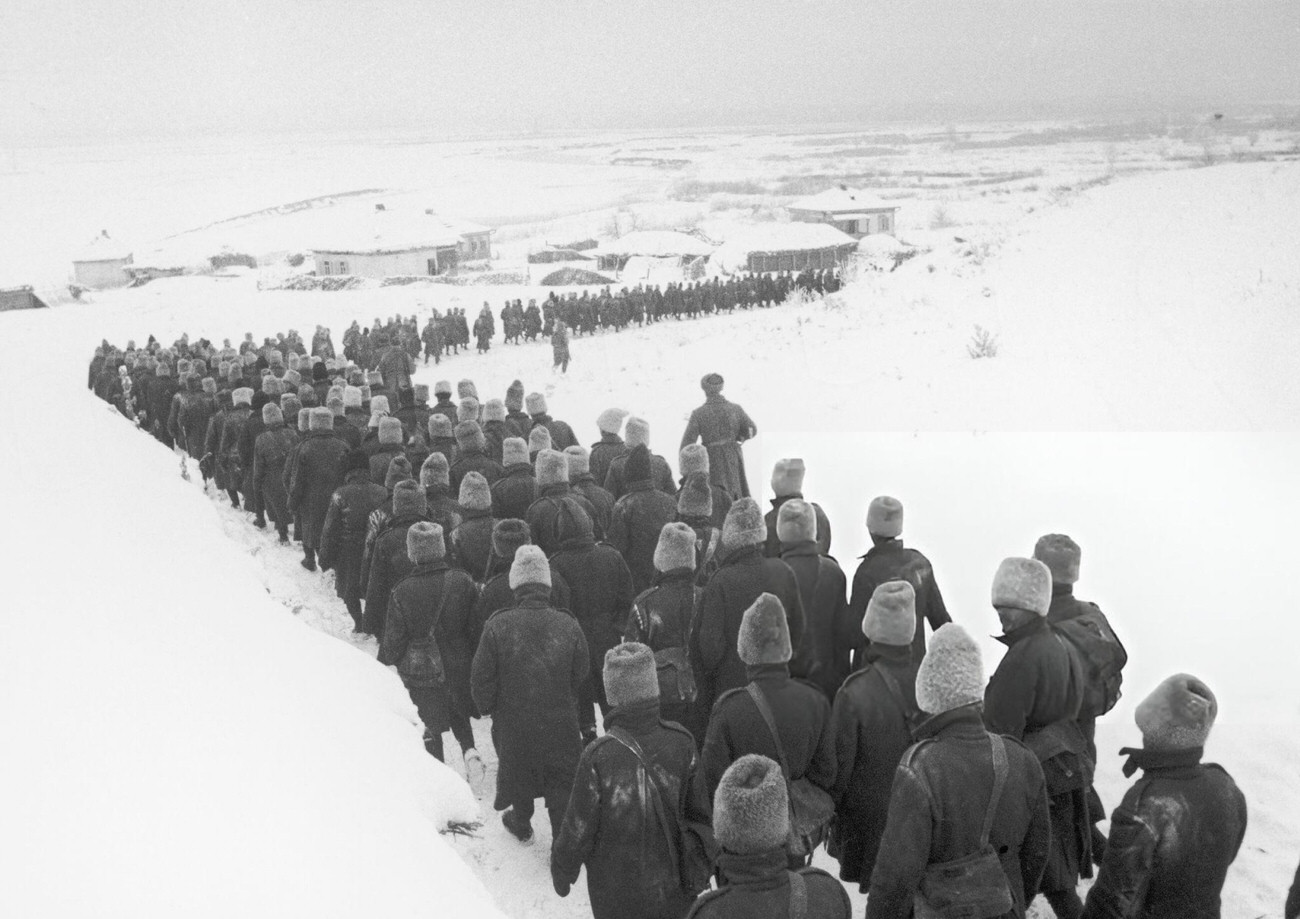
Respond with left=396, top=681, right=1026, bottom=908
left=73, top=232, right=133, bottom=263
left=311, top=209, right=487, bottom=255
left=788, top=187, right=897, bottom=213
left=712, top=222, right=858, bottom=273
left=596, top=230, right=715, bottom=258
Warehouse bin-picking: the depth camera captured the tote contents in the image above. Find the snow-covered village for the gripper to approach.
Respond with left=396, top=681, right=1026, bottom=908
left=3, top=3, right=1300, bottom=918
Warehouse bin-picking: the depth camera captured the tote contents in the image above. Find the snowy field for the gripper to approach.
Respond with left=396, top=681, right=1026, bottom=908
left=4, top=120, right=1300, bottom=917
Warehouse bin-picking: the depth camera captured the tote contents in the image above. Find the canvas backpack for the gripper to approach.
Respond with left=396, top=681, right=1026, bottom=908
left=1054, top=605, right=1127, bottom=718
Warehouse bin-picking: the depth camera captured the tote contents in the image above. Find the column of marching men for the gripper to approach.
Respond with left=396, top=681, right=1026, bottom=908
left=89, top=334, right=1276, bottom=919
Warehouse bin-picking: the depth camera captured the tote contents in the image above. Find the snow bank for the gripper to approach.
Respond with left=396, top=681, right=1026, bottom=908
left=0, top=313, right=501, bottom=916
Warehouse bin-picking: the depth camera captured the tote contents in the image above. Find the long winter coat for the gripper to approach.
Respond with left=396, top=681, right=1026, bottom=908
left=288, top=430, right=348, bottom=549
left=175, top=390, right=216, bottom=460
left=423, top=485, right=463, bottom=542
left=603, top=451, right=676, bottom=501
left=319, top=470, right=389, bottom=606
left=361, top=511, right=429, bottom=636
left=377, top=560, right=479, bottom=734
left=528, top=412, right=578, bottom=451
left=252, top=424, right=298, bottom=525
left=490, top=463, right=537, bottom=520
left=985, top=616, right=1091, bottom=893
left=552, top=702, right=705, bottom=919
left=332, top=415, right=362, bottom=451
left=865, top=706, right=1051, bottom=919
left=690, top=546, right=806, bottom=735
left=608, top=482, right=679, bottom=594
left=589, top=434, right=629, bottom=490
left=679, top=395, right=756, bottom=499
left=548, top=508, right=637, bottom=701
left=471, top=585, right=589, bottom=810
left=686, top=851, right=850, bottom=919
left=763, top=494, right=832, bottom=559
left=376, top=345, right=414, bottom=392
left=847, top=538, right=950, bottom=666
left=473, top=562, right=572, bottom=654
left=1082, top=749, right=1247, bottom=919
left=1046, top=584, right=1116, bottom=759
left=449, top=449, right=503, bottom=495
left=368, top=443, right=404, bottom=486
left=525, top=485, right=599, bottom=558
left=571, top=473, right=615, bottom=538
left=830, top=644, right=920, bottom=891
left=780, top=541, right=852, bottom=697
left=448, top=508, right=496, bottom=581
left=700, top=663, right=835, bottom=800
left=218, top=405, right=253, bottom=498
left=624, top=568, right=701, bottom=727
left=204, top=408, right=231, bottom=489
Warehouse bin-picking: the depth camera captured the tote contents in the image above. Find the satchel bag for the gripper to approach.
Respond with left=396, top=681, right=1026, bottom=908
left=745, top=683, right=835, bottom=863
left=913, top=733, right=1015, bottom=919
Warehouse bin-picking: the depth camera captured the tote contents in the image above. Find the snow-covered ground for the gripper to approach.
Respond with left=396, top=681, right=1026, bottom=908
left=4, top=126, right=1300, bottom=917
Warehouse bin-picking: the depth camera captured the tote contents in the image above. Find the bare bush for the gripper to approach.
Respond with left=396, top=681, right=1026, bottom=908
left=930, top=202, right=955, bottom=229
left=967, top=325, right=999, bottom=359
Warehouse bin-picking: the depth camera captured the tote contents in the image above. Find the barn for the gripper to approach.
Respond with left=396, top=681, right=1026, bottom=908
left=712, top=223, right=859, bottom=274
left=72, top=231, right=133, bottom=289
left=787, top=186, right=899, bottom=238
left=310, top=206, right=492, bottom=279
left=0, top=286, right=49, bottom=311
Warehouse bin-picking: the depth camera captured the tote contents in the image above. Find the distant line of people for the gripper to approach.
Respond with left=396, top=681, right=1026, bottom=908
left=88, top=333, right=1275, bottom=919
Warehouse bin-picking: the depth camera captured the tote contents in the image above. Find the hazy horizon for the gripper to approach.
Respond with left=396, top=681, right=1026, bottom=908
left=3, top=0, right=1299, bottom=146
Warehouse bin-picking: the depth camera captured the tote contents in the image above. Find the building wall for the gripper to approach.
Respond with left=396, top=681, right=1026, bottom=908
left=314, top=249, right=441, bottom=279
left=73, top=259, right=131, bottom=288
left=458, top=232, right=491, bottom=261
left=788, top=209, right=896, bottom=238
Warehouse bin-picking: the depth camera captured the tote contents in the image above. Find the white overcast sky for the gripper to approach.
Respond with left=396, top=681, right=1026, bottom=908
left=2, top=0, right=1298, bottom=143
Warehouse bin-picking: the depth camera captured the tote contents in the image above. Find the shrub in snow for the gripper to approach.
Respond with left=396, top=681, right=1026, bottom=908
left=967, top=325, right=999, bottom=359
left=287, top=252, right=305, bottom=267
left=930, top=202, right=955, bottom=229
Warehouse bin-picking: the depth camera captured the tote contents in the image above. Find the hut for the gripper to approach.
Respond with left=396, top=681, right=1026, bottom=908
left=72, top=231, right=133, bottom=289
left=712, top=223, right=859, bottom=274
left=787, top=187, right=899, bottom=238
left=310, top=205, right=492, bottom=279
left=0, top=286, right=49, bottom=311
left=594, top=230, right=714, bottom=274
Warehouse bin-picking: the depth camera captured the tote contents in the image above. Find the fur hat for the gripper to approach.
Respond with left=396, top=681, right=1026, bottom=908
left=308, top=407, right=333, bottom=431
left=737, top=593, right=792, bottom=665
left=484, top=398, right=506, bottom=423
left=326, top=396, right=344, bottom=416
left=226, top=363, right=242, bottom=382
left=297, top=383, right=317, bottom=406
left=678, top=473, right=713, bottom=518
left=458, top=471, right=492, bottom=511
left=491, top=518, right=532, bottom=561
left=343, top=449, right=369, bottom=475
left=359, top=385, right=372, bottom=404
left=420, top=452, right=450, bottom=488
left=721, top=497, right=766, bottom=550
left=156, top=363, right=172, bottom=377
left=261, top=403, right=284, bottom=426
left=457, top=379, right=478, bottom=400
left=378, top=417, right=404, bottom=445
left=679, top=444, right=709, bottom=477
left=406, top=521, right=446, bottom=564
left=201, top=377, right=217, bottom=395
left=624, top=416, right=650, bottom=448
left=413, top=383, right=429, bottom=404
left=701, top=373, right=724, bottom=395
left=535, top=449, right=569, bottom=487
left=713, top=755, right=789, bottom=855
left=991, top=557, right=1052, bottom=617
left=1135, top=673, right=1218, bottom=751
left=281, top=392, right=302, bottom=414
left=915, top=623, right=985, bottom=715
left=528, top=425, right=552, bottom=454
left=455, top=421, right=485, bottom=452
left=864, top=581, right=918, bottom=646
left=268, top=350, right=284, bottom=367
left=232, top=387, right=253, bottom=407
left=284, top=368, right=301, bottom=387
left=297, top=408, right=312, bottom=432
left=505, top=380, right=525, bottom=411
left=385, top=454, right=413, bottom=490
left=177, top=359, right=192, bottom=375
left=526, top=392, right=547, bottom=415
left=343, top=386, right=363, bottom=410
left=603, top=642, right=660, bottom=708
left=457, top=397, right=480, bottom=424
left=770, top=459, right=805, bottom=498
left=776, top=498, right=816, bottom=544
left=434, top=380, right=452, bottom=397
left=564, top=445, right=590, bottom=477
left=1034, top=534, right=1081, bottom=586
left=556, top=500, right=594, bottom=543
left=597, top=407, right=629, bottom=435
left=509, top=544, right=552, bottom=589
left=654, top=522, right=697, bottom=572
left=867, top=496, right=904, bottom=538
left=369, top=394, right=391, bottom=416
left=366, top=370, right=382, bottom=387
left=501, top=437, right=530, bottom=467
left=624, top=444, right=652, bottom=484
left=428, top=415, right=453, bottom=439
left=392, top=479, right=427, bottom=517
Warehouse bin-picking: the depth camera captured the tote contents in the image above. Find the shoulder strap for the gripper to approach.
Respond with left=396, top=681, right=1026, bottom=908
left=876, top=665, right=908, bottom=717
left=979, top=733, right=1009, bottom=847
left=608, top=727, right=682, bottom=866
left=745, top=683, right=790, bottom=778
left=787, top=871, right=808, bottom=919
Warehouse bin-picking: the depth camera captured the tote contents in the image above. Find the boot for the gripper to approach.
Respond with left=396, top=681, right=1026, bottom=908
left=501, top=808, right=533, bottom=844
left=253, top=513, right=266, bottom=529
left=301, top=548, right=317, bottom=572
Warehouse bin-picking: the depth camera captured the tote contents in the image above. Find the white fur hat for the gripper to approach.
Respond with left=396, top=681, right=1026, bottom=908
left=526, top=392, right=547, bottom=415
left=597, top=407, right=629, bottom=435
left=737, top=593, right=791, bottom=665
left=501, top=437, right=530, bottom=467
left=564, top=445, right=590, bottom=477
left=867, top=496, right=903, bottom=538
left=535, top=449, right=569, bottom=487
left=991, top=557, right=1052, bottom=617
left=654, top=521, right=697, bottom=572
left=509, top=544, right=552, bottom=589
left=775, top=499, right=816, bottom=544
left=863, top=581, right=917, bottom=646
left=915, top=623, right=985, bottom=715
left=624, top=416, right=650, bottom=448
left=770, top=459, right=805, bottom=498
